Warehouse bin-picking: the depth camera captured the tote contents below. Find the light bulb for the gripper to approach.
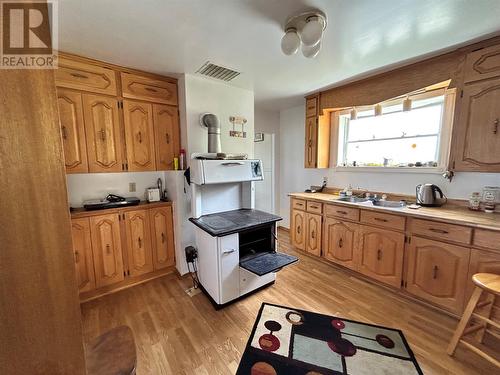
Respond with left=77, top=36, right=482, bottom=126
left=301, top=16, right=323, bottom=47
left=302, top=41, right=321, bottom=58
left=281, top=28, right=300, bottom=55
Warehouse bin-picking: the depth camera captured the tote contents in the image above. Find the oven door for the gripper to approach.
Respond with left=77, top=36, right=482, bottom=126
left=239, top=251, right=298, bottom=277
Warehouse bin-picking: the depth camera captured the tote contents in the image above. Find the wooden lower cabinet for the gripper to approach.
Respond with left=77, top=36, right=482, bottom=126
left=357, top=226, right=404, bottom=288
left=291, top=209, right=306, bottom=251
left=406, top=236, right=470, bottom=314
left=466, top=249, right=500, bottom=303
left=150, top=206, right=175, bottom=269
left=89, top=213, right=125, bottom=288
left=124, top=210, right=154, bottom=276
left=71, top=218, right=96, bottom=293
left=323, top=218, right=358, bottom=270
left=305, top=213, right=322, bottom=256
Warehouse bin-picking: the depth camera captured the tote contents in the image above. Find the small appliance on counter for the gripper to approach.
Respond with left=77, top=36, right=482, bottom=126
left=83, top=194, right=140, bottom=210
left=147, top=188, right=161, bottom=202
left=416, top=184, right=447, bottom=207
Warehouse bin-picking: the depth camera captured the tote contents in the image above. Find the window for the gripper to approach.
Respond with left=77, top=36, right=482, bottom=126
left=336, top=89, right=454, bottom=170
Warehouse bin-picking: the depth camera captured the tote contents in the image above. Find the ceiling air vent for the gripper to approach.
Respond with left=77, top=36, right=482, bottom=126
left=196, top=61, right=240, bottom=82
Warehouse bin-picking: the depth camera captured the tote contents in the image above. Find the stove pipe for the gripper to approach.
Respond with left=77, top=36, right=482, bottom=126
left=201, top=113, right=221, bottom=153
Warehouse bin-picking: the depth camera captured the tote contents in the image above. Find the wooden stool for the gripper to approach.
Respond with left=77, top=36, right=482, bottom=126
left=86, top=325, right=137, bottom=375
left=447, top=273, right=500, bottom=368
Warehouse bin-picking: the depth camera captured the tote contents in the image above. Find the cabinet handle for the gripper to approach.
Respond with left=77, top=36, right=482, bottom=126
left=374, top=217, right=388, bottom=222
left=161, top=232, right=165, bottom=243
left=429, top=228, right=448, bottom=234
left=74, top=251, right=79, bottom=262
left=377, top=249, right=382, bottom=260
left=138, top=237, right=142, bottom=248
left=166, top=133, right=170, bottom=144
left=61, top=126, right=67, bottom=140
left=310, top=205, right=318, bottom=209
left=145, top=87, right=158, bottom=93
left=222, top=249, right=235, bottom=255
left=138, top=131, right=142, bottom=143
left=311, top=230, right=315, bottom=239
left=99, top=128, right=106, bottom=141
left=494, top=119, right=499, bottom=134
left=297, top=226, right=301, bottom=234
left=336, top=210, right=347, bottom=215
left=70, top=72, right=89, bottom=79
left=338, top=238, right=343, bottom=248
left=106, top=244, right=111, bottom=255
left=433, top=265, right=439, bottom=279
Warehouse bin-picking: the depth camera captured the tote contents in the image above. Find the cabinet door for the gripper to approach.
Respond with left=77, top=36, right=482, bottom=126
left=123, top=100, right=156, bottom=171
left=304, top=117, right=317, bottom=168
left=357, top=226, right=404, bottom=288
left=153, top=104, right=179, bottom=170
left=90, top=213, right=124, bottom=288
left=71, top=218, right=95, bottom=293
left=83, top=94, right=123, bottom=173
left=57, top=89, right=88, bottom=173
left=406, top=237, right=470, bottom=314
left=149, top=206, right=175, bottom=270
left=124, top=210, right=154, bottom=277
left=218, top=234, right=240, bottom=304
left=453, top=78, right=500, bottom=171
left=466, top=249, right=500, bottom=303
left=291, top=209, right=305, bottom=250
left=306, top=212, right=322, bottom=256
left=323, top=218, right=358, bottom=270
left=464, top=44, right=500, bottom=83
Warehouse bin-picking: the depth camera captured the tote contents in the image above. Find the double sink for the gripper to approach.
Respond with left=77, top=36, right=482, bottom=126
left=335, top=196, right=406, bottom=208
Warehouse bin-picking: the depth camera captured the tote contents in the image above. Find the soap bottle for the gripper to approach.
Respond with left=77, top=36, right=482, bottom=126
left=346, top=185, right=353, bottom=197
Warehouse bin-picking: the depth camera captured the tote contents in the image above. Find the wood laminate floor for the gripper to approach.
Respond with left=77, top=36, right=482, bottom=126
left=81, top=229, right=499, bottom=374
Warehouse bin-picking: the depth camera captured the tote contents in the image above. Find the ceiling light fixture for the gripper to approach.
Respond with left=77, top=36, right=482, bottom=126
left=281, top=10, right=327, bottom=58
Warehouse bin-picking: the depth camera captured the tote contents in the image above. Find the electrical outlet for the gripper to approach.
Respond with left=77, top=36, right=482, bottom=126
left=129, top=182, right=136, bottom=192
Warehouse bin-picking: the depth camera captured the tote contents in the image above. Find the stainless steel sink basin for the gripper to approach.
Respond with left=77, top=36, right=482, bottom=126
left=336, top=196, right=370, bottom=203
left=372, top=200, right=406, bottom=208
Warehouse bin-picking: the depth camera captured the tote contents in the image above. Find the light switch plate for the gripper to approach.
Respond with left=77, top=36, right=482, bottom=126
left=129, top=182, right=136, bottom=192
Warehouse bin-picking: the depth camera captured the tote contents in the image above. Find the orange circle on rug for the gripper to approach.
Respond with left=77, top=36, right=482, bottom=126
left=250, top=361, right=277, bottom=375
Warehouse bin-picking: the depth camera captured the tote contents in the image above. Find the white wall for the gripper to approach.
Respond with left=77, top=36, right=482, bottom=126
left=66, top=171, right=164, bottom=207
left=279, top=104, right=500, bottom=228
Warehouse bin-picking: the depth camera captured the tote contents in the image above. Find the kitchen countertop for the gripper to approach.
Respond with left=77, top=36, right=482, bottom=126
left=189, top=209, right=282, bottom=237
left=70, top=200, right=172, bottom=219
left=289, top=192, right=500, bottom=231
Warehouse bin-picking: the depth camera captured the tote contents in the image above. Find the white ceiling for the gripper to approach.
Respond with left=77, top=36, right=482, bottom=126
left=58, top=0, right=500, bottom=111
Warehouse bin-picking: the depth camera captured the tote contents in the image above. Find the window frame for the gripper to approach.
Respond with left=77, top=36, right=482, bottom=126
left=330, top=88, right=456, bottom=174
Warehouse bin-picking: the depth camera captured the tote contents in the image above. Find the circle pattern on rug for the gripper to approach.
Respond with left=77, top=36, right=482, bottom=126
left=328, top=338, right=357, bottom=357
left=331, top=319, right=345, bottom=330
left=250, top=361, right=277, bottom=375
left=258, top=333, right=280, bottom=352
left=285, top=311, right=304, bottom=325
left=376, top=334, right=395, bottom=349
left=264, top=320, right=282, bottom=332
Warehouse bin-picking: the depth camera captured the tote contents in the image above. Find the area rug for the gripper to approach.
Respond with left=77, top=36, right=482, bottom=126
left=236, top=303, right=423, bottom=375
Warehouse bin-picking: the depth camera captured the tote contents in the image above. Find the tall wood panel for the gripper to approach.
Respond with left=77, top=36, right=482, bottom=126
left=0, top=2, right=87, bottom=372
left=71, top=218, right=96, bottom=293
left=153, top=104, right=180, bottom=170
left=124, top=210, right=154, bottom=276
left=150, top=206, right=176, bottom=269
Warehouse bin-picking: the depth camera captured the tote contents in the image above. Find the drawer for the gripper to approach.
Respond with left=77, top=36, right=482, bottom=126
left=292, top=198, right=306, bottom=211
left=306, top=201, right=323, bottom=214
left=306, top=97, right=318, bottom=118
left=473, top=229, right=500, bottom=251
left=409, top=219, right=472, bottom=245
left=121, top=72, right=178, bottom=105
left=55, top=56, right=117, bottom=95
left=325, top=204, right=360, bottom=222
left=360, top=210, right=405, bottom=231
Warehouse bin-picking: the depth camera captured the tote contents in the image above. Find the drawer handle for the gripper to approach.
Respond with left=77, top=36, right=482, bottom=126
left=70, top=72, right=89, bottom=79
left=338, top=238, right=343, bottom=248
left=296, top=203, right=304, bottom=207
left=145, top=87, right=158, bottom=93
left=222, top=161, right=244, bottom=166
left=429, top=228, right=449, bottom=234
left=433, top=265, right=439, bottom=279
left=374, top=217, right=388, bottom=222
left=222, top=249, right=235, bottom=255
left=310, top=205, right=318, bottom=209
left=336, top=210, right=348, bottom=215
left=377, top=249, right=382, bottom=260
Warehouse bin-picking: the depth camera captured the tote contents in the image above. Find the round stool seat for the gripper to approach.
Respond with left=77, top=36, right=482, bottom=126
left=472, top=273, right=500, bottom=296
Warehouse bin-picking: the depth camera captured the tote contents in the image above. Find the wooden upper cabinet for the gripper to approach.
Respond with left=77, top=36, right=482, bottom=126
left=89, top=213, right=124, bottom=288
left=291, top=209, right=306, bottom=251
left=323, top=218, right=358, bottom=270
left=153, top=104, right=180, bottom=170
left=121, top=72, right=178, bottom=105
left=453, top=77, right=500, bottom=171
left=357, top=226, right=404, bottom=288
left=464, top=44, right=500, bottom=83
left=305, top=213, right=322, bottom=256
left=83, top=94, right=123, bottom=173
left=71, top=218, right=96, bottom=293
left=55, top=56, right=117, bottom=96
left=150, top=206, right=175, bottom=270
left=306, top=96, right=318, bottom=118
left=406, top=237, right=470, bottom=314
left=57, top=89, right=88, bottom=173
left=123, top=100, right=156, bottom=171
left=304, top=116, right=318, bottom=168
left=124, top=210, right=153, bottom=277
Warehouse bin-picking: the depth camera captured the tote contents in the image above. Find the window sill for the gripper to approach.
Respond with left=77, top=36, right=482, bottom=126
left=333, top=166, right=446, bottom=174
